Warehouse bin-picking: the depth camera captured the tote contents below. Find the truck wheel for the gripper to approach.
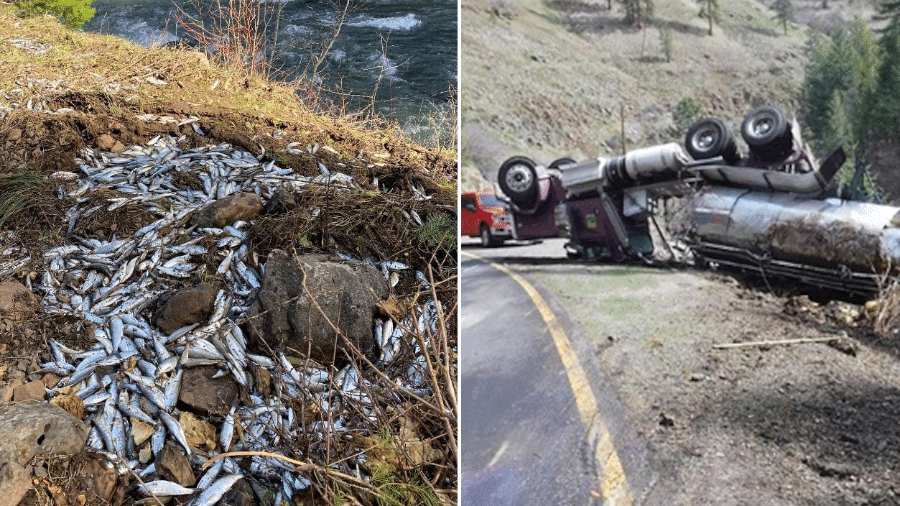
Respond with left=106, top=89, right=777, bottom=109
left=479, top=224, right=495, bottom=247
left=498, top=156, right=539, bottom=209
left=741, top=106, right=793, bottom=162
left=685, top=118, right=739, bottom=163
left=549, top=157, right=576, bottom=170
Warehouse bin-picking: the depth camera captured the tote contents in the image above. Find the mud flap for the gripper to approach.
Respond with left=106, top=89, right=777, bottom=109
left=600, top=192, right=630, bottom=250
left=815, top=147, right=846, bottom=190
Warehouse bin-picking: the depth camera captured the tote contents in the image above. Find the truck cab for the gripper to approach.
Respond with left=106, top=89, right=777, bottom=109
left=461, top=192, right=513, bottom=247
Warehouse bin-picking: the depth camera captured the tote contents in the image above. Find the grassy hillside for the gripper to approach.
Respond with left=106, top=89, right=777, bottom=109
left=461, top=0, right=879, bottom=190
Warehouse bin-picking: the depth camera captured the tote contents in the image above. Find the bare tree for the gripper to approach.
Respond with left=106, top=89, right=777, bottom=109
left=773, top=0, right=794, bottom=35
left=698, top=0, right=719, bottom=36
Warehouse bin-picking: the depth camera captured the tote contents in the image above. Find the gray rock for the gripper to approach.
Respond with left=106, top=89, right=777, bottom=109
left=220, top=477, right=255, bottom=506
left=245, top=251, right=390, bottom=365
left=157, top=442, right=196, bottom=487
left=178, top=366, right=239, bottom=417
left=264, top=187, right=297, bottom=215
left=0, top=455, right=30, bottom=506
left=191, top=192, right=263, bottom=228
left=0, top=403, right=88, bottom=506
left=156, top=282, right=217, bottom=335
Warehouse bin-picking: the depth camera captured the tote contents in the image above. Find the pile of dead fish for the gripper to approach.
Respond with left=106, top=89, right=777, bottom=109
left=0, top=135, right=442, bottom=504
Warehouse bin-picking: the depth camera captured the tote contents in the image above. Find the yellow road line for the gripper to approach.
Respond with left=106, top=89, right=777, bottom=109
left=462, top=251, right=634, bottom=505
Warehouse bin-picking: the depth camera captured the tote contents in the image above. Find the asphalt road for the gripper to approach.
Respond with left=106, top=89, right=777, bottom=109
left=460, top=238, right=647, bottom=506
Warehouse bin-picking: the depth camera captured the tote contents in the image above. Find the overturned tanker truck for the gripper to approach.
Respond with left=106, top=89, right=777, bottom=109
left=494, top=105, right=900, bottom=297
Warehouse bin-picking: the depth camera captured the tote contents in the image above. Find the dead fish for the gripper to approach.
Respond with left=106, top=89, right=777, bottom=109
left=137, top=480, right=196, bottom=497
left=189, top=474, right=244, bottom=506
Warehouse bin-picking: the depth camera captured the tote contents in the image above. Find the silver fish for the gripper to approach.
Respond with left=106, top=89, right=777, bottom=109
left=137, top=480, right=196, bottom=497
left=159, top=411, right=191, bottom=456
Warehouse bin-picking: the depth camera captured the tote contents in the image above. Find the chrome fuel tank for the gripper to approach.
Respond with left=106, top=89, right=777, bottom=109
left=691, top=186, right=900, bottom=271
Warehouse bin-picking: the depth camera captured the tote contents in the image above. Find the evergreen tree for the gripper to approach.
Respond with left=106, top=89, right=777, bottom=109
left=875, top=23, right=900, bottom=137
left=847, top=19, right=882, bottom=146
left=800, top=21, right=881, bottom=165
left=821, top=90, right=855, bottom=182
left=698, top=0, right=719, bottom=36
left=877, top=0, right=900, bottom=29
left=773, top=0, right=794, bottom=35
left=874, top=1, right=900, bottom=138
left=800, top=28, right=851, bottom=142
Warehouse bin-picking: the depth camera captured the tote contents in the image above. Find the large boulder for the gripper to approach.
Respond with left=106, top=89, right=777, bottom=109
left=156, top=282, right=217, bottom=335
left=191, top=192, right=263, bottom=228
left=245, top=251, right=390, bottom=364
left=0, top=403, right=88, bottom=506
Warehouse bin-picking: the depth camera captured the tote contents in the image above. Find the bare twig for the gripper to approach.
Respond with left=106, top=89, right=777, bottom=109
left=712, top=336, right=838, bottom=349
left=202, top=450, right=377, bottom=492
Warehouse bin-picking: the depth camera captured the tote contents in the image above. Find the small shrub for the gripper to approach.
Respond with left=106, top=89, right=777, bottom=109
left=673, top=97, right=703, bottom=132
left=14, top=0, right=95, bottom=29
left=659, top=22, right=673, bottom=62
left=416, top=213, right=455, bottom=249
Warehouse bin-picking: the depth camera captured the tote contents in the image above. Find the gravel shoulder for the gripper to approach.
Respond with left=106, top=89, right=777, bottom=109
left=472, top=238, right=900, bottom=505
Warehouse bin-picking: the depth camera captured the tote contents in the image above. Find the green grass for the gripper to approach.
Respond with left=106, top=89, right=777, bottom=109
left=0, top=171, right=51, bottom=230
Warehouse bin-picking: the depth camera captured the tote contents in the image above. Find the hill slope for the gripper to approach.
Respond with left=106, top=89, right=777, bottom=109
left=461, top=0, right=877, bottom=190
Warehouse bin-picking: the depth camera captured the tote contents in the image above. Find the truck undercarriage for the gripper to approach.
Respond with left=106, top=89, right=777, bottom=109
left=495, top=106, right=899, bottom=298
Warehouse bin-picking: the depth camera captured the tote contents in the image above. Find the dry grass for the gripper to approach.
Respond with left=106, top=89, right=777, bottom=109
left=870, top=280, right=900, bottom=338
left=0, top=4, right=454, bottom=164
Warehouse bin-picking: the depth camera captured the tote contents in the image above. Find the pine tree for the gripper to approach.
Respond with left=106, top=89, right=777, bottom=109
left=877, top=0, right=900, bottom=30
left=773, top=0, right=794, bottom=35
left=872, top=0, right=900, bottom=138
left=800, top=22, right=882, bottom=166
left=875, top=23, right=900, bottom=137
left=821, top=90, right=855, bottom=183
left=847, top=19, right=882, bottom=146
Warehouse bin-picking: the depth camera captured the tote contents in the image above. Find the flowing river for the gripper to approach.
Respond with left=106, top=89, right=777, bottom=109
left=83, top=0, right=457, bottom=145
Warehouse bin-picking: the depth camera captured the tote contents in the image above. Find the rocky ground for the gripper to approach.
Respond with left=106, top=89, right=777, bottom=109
left=0, top=6, right=456, bottom=506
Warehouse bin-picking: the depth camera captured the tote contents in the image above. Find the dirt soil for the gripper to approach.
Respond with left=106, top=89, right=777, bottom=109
left=517, top=254, right=900, bottom=505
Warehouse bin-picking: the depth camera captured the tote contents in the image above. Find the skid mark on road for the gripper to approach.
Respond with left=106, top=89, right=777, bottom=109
left=462, top=251, right=634, bottom=505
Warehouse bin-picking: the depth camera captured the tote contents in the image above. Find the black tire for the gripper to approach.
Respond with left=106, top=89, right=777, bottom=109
left=684, top=118, right=739, bottom=164
left=479, top=224, right=495, bottom=247
left=498, top=156, right=539, bottom=209
left=740, top=106, right=793, bottom=163
left=549, top=157, right=576, bottom=170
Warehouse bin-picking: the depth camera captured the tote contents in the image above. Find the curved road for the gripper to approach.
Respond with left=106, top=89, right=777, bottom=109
left=460, top=239, right=649, bottom=506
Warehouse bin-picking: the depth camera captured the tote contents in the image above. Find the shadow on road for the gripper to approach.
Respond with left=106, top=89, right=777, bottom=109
left=460, top=241, right=543, bottom=251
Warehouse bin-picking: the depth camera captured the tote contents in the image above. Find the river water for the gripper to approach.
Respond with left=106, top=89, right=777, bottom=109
left=83, top=0, right=457, bottom=144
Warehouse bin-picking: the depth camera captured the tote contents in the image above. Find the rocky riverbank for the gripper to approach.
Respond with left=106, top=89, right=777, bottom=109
left=0, top=5, right=457, bottom=505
